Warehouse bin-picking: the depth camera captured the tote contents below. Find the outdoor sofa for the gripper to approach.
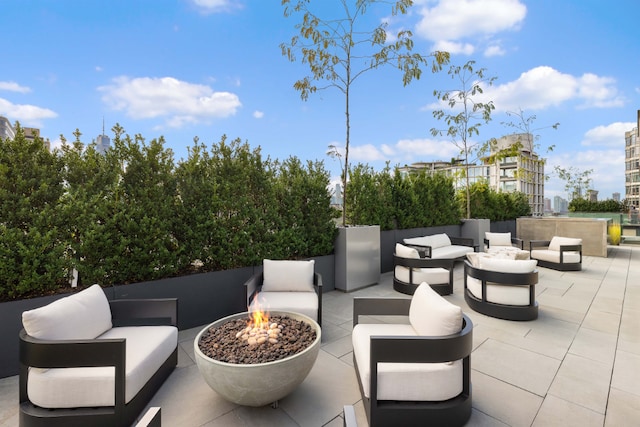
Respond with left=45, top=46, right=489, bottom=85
left=403, top=233, right=476, bottom=260
left=19, top=284, right=178, bottom=427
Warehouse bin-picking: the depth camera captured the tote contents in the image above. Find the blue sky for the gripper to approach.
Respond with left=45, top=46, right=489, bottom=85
left=1, top=0, right=639, bottom=201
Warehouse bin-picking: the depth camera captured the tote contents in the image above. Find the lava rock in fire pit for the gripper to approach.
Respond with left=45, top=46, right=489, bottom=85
left=198, top=315, right=317, bottom=364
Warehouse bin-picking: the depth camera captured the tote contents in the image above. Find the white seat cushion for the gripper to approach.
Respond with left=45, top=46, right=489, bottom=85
left=394, top=265, right=450, bottom=285
left=22, top=284, right=112, bottom=341
left=531, top=249, right=581, bottom=264
left=262, top=259, right=315, bottom=292
left=250, top=291, right=318, bottom=321
left=352, top=323, right=463, bottom=401
left=466, top=277, right=531, bottom=306
left=27, top=326, right=178, bottom=408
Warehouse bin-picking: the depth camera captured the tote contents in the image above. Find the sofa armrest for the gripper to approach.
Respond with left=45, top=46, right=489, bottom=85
left=559, top=244, right=582, bottom=263
left=529, top=240, right=551, bottom=250
left=19, top=329, right=126, bottom=407
left=110, top=298, right=178, bottom=327
left=450, top=236, right=475, bottom=248
left=244, top=272, right=264, bottom=305
left=512, top=237, right=524, bottom=249
left=405, top=244, right=433, bottom=258
left=369, top=315, right=473, bottom=364
left=353, top=297, right=411, bottom=327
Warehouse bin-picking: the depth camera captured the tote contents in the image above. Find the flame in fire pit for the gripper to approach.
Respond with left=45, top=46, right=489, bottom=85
left=247, top=298, right=271, bottom=329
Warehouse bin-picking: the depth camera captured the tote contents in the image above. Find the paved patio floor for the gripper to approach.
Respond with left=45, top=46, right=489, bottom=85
left=1, top=244, right=639, bottom=426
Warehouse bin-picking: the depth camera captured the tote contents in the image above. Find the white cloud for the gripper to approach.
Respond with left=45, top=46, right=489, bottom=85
left=98, top=76, right=241, bottom=128
left=0, top=98, right=57, bottom=126
left=415, top=0, right=526, bottom=52
left=547, top=149, right=624, bottom=199
left=0, top=81, right=31, bottom=93
left=581, top=122, right=636, bottom=147
left=433, top=40, right=474, bottom=55
left=95, top=66, right=103, bottom=72
left=189, top=0, right=242, bottom=14
left=350, top=144, right=387, bottom=162
left=484, top=45, right=506, bottom=57
left=253, top=110, right=264, bottom=119
left=350, top=137, right=460, bottom=165
left=481, top=66, right=624, bottom=112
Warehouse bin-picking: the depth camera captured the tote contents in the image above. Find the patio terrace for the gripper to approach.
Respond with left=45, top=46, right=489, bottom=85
left=1, top=244, right=639, bottom=426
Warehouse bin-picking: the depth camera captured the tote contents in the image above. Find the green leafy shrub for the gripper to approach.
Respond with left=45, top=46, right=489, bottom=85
left=0, top=125, right=69, bottom=299
left=1, top=128, right=337, bottom=301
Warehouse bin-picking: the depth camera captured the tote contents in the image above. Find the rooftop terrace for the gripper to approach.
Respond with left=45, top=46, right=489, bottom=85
left=1, top=244, right=639, bottom=426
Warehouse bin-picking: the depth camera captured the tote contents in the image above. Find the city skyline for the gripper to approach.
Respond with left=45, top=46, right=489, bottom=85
left=1, top=0, right=639, bottom=201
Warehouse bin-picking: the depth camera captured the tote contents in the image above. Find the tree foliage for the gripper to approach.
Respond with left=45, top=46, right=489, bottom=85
left=554, top=166, right=593, bottom=200
left=430, top=60, right=496, bottom=219
left=281, top=0, right=449, bottom=226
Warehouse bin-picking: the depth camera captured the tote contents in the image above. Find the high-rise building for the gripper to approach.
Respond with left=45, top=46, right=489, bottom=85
left=399, top=132, right=546, bottom=216
left=486, top=133, right=546, bottom=216
left=95, top=119, right=111, bottom=154
left=625, top=111, right=640, bottom=209
left=95, top=134, right=111, bottom=154
left=613, top=192, right=621, bottom=202
left=0, top=116, right=16, bottom=140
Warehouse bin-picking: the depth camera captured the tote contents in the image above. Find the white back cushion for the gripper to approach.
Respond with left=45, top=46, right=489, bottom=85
left=395, top=243, right=420, bottom=259
left=22, top=284, right=112, bottom=340
left=262, top=259, right=315, bottom=292
left=485, top=232, right=512, bottom=247
left=403, top=233, right=451, bottom=249
left=549, top=236, right=582, bottom=252
left=409, top=283, right=462, bottom=336
left=479, top=257, right=537, bottom=274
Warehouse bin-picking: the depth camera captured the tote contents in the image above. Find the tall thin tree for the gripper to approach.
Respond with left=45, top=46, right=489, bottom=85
left=281, top=0, right=449, bottom=226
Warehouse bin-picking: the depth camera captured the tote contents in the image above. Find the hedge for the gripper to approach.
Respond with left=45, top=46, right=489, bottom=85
left=0, top=126, right=338, bottom=301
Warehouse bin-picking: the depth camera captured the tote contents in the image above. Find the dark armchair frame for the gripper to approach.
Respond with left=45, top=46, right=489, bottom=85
left=464, top=261, right=538, bottom=321
left=245, top=272, right=322, bottom=327
left=19, top=298, right=178, bottom=427
left=352, top=298, right=472, bottom=427
left=529, top=239, right=582, bottom=271
left=392, top=255, right=455, bottom=296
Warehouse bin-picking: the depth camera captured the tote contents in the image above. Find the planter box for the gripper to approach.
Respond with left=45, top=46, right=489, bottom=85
left=461, top=218, right=490, bottom=252
left=335, top=226, right=380, bottom=292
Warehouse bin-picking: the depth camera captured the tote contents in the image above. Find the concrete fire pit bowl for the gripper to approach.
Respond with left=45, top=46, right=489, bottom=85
left=194, top=311, right=321, bottom=407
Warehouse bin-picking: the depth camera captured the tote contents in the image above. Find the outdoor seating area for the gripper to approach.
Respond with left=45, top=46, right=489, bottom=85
left=1, top=244, right=639, bottom=426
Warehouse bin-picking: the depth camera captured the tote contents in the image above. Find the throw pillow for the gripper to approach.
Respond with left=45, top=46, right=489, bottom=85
left=409, top=283, right=462, bottom=336
left=22, top=284, right=112, bottom=340
left=262, top=259, right=315, bottom=292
